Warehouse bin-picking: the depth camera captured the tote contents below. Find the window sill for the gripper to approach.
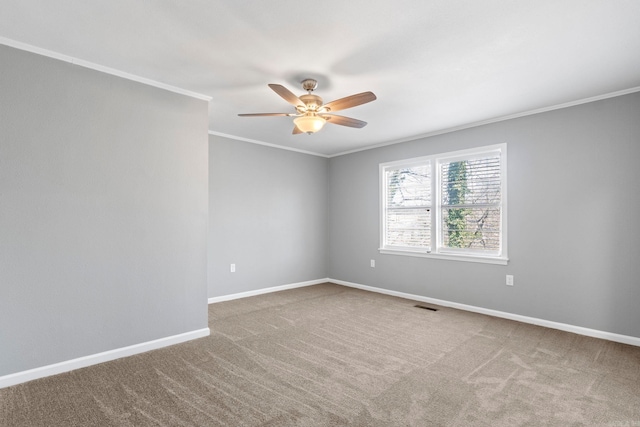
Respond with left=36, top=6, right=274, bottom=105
left=378, top=248, right=509, bottom=265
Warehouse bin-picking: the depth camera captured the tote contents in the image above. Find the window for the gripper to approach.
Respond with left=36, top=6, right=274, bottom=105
left=380, top=144, right=507, bottom=264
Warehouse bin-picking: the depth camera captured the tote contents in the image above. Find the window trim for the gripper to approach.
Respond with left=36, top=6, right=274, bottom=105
left=379, top=143, right=508, bottom=265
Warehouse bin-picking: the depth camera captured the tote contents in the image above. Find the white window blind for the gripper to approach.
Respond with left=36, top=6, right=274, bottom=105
left=384, top=164, right=431, bottom=250
left=380, top=144, right=507, bottom=264
left=439, top=153, right=502, bottom=255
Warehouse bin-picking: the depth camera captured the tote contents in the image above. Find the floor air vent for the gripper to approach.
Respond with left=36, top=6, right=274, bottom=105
left=414, top=304, right=438, bottom=312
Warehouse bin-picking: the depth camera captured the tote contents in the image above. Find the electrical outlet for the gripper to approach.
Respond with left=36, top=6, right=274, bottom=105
left=230, top=263, right=236, bottom=273
left=506, top=275, right=514, bottom=286
left=370, top=259, right=375, bottom=268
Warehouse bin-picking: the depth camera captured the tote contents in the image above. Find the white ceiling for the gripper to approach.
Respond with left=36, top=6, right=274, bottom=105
left=2, top=1, right=640, bottom=157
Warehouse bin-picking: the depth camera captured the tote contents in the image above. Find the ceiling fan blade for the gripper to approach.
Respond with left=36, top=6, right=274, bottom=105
left=292, top=125, right=303, bottom=135
left=238, top=113, right=294, bottom=117
left=322, top=91, right=376, bottom=112
left=268, top=84, right=305, bottom=107
left=321, top=114, right=368, bottom=128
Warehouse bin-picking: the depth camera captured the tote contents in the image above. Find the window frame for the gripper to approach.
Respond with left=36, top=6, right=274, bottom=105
left=379, top=143, right=508, bottom=265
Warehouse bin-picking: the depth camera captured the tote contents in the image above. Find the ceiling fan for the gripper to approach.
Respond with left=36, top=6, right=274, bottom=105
left=238, top=79, right=376, bottom=135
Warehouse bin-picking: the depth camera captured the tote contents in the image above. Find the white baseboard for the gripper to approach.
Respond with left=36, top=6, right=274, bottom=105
left=208, top=278, right=330, bottom=304
left=7, top=278, right=634, bottom=390
left=329, top=278, right=640, bottom=348
left=0, top=328, right=210, bottom=389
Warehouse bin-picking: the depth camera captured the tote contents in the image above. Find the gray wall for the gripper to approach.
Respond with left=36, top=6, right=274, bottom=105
left=0, top=45, right=209, bottom=376
left=208, top=136, right=328, bottom=297
left=328, top=92, right=640, bottom=338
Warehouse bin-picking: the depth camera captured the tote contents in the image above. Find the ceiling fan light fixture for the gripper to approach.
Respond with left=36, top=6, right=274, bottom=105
left=293, top=115, right=326, bottom=134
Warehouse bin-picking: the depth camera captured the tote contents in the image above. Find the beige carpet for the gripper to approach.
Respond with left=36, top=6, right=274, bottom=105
left=1, top=283, right=639, bottom=426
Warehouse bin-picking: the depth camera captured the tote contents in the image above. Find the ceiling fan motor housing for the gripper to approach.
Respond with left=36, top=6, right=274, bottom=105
left=299, top=94, right=323, bottom=111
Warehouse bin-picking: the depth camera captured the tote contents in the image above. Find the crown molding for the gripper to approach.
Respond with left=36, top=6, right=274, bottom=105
left=328, top=86, right=640, bottom=157
left=209, top=86, right=640, bottom=159
left=208, top=131, right=330, bottom=158
left=0, top=37, right=211, bottom=102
